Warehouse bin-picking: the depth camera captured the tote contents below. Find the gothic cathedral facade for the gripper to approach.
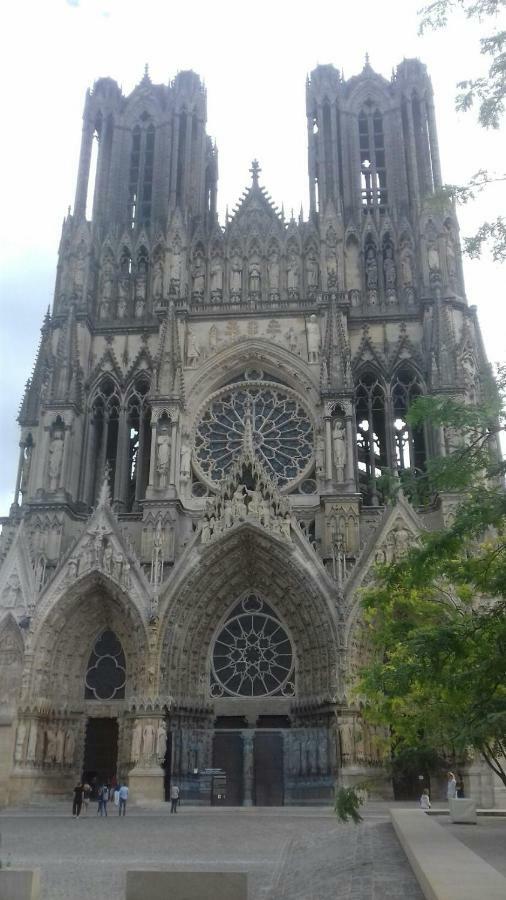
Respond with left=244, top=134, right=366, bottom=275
left=0, top=59, right=498, bottom=806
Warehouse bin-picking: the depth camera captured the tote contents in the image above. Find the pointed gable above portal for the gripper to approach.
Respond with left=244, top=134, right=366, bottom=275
left=227, top=160, right=285, bottom=240
left=36, top=471, right=151, bottom=620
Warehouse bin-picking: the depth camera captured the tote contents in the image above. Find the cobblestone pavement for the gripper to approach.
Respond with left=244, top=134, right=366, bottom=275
left=0, top=805, right=423, bottom=899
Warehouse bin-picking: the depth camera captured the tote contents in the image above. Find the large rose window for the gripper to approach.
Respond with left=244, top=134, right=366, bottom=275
left=193, top=381, right=314, bottom=488
left=210, top=594, right=295, bottom=698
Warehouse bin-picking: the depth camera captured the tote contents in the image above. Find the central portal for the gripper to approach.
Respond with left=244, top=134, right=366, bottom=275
left=212, top=731, right=284, bottom=806
left=82, top=718, right=118, bottom=788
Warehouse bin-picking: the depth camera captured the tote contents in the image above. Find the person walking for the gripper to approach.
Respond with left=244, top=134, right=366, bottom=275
left=118, top=783, right=129, bottom=816
left=170, top=783, right=180, bottom=813
left=456, top=772, right=465, bottom=798
left=447, top=772, right=457, bottom=802
left=72, top=782, right=84, bottom=818
left=97, top=782, right=109, bottom=816
left=82, top=783, right=91, bottom=816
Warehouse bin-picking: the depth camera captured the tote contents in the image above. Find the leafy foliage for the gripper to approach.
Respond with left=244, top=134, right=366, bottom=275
left=358, top=373, right=506, bottom=786
left=418, top=0, right=506, bottom=260
left=334, top=785, right=367, bottom=824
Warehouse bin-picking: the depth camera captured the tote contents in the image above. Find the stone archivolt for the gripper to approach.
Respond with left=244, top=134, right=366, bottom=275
left=0, top=58, right=496, bottom=808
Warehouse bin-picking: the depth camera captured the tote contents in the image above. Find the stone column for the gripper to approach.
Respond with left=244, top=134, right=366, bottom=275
left=344, top=414, right=355, bottom=488
left=147, top=420, right=158, bottom=488
left=74, top=116, right=94, bottom=219
left=405, top=98, right=420, bottom=209
left=325, top=417, right=333, bottom=482
left=427, top=100, right=442, bottom=188
left=242, top=732, right=254, bottom=807
left=114, top=406, right=129, bottom=510
left=169, top=419, right=178, bottom=486
left=13, top=443, right=25, bottom=506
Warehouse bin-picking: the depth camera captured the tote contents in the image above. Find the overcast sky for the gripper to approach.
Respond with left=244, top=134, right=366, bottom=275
left=1, top=0, right=505, bottom=516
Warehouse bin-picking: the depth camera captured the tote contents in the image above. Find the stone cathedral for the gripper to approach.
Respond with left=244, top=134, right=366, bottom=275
left=0, top=58, right=498, bottom=807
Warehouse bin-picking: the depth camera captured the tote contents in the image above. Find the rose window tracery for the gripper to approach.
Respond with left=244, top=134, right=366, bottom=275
left=210, top=594, right=295, bottom=698
left=194, top=381, right=314, bottom=488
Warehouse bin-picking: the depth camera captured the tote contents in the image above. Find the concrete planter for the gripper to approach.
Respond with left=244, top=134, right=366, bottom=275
left=126, top=870, right=247, bottom=899
left=449, top=798, right=477, bottom=823
left=0, top=869, right=40, bottom=900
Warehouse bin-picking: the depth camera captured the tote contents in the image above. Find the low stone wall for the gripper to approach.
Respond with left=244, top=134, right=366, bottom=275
left=126, top=871, right=247, bottom=900
left=0, top=869, right=40, bottom=900
left=391, top=808, right=506, bottom=900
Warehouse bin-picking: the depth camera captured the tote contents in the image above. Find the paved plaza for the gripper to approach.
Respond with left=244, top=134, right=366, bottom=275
left=0, top=804, right=424, bottom=900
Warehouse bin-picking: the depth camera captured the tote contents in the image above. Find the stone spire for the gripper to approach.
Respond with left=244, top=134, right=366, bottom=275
left=427, top=288, right=457, bottom=390
left=50, top=303, right=83, bottom=407
left=154, top=300, right=184, bottom=400
left=18, top=308, right=53, bottom=426
left=320, top=296, right=352, bottom=394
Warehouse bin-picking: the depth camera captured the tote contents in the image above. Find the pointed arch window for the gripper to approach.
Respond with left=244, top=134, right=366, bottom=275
left=359, top=105, right=387, bottom=212
left=90, top=378, right=121, bottom=502
left=85, top=629, right=126, bottom=700
left=391, top=367, right=426, bottom=473
left=355, top=371, right=387, bottom=503
left=128, top=120, right=156, bottom=229
left=125, top=376, right=151, bottom=511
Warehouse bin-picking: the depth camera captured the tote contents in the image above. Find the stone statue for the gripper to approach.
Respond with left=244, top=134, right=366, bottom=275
left=180, top=434, right=192, bottom=482
left=56, top=726, right=65, bottom=764
left=48, top=431, right=64, bottom=491
left=134, top=295, right=145, bottom=319
left=66, top=557, right=78, bottom=581
left=446, top=234, right=457, bottom=284
left=285, top=327, right=299, bottom=355
left=99, top=297, right=111, bottom=320
left=201, top=517, right=211, bottom=543
left=224, top=500, right=233, bottom=529
left=100, top=259, right=114, bottom=301
left=117, top=276, right=129, bottom=317
left=246, top=488, right=262, bottom=519
left=152, top=258, right=164, bottom=301
left=208, top=324, right=218, bottom=352
left=3, top=573, right=21, bottom=609
left=186, top=330, right=200, bottom=367
left=248, top=261, right=261, bottom=294
left=287, top=249, right=300, bottom=292
left=400, top=245, right=414, bottom=286
left=73, top=243, right=86, bottom=292
left=169, top=240, right=182, bottom=285
left=332, top=419, right=346, bottom=482
left=157, top=428, right=171, bottom=489
left=428, top=242, right=440, bottom=273
left=26, top=721, right=38, bottom=763
left=103, top=543, right=113, bottom=575
left=191, top=254, right=205, bottom=296
left=64, top=729, right=75, bottom=765
left=46, top=726, right=57, bottom=763
left=210, top=252, right=223, bottom=294
left=326, top=250, right=338, bottom=288
left=365, top=247, right=378, bottom=290
left=230, top=253, right=242, bottom=294
left=142, top=723, right=155, bottom=761
left=131, top=723, right=142, bottom=763
left=268, top=248, right=280, bottom=294
left=232, top=485, right=247, bottom=520
left=156, top=723, right=167, bottom=762
left=383, top=246, right=396, bottom=291
left=14, top=721, right=27, bottom=764
left=306, top=315, right=320, bottom=363
left=305, top=251, right=319, bottom=289
left=20, top=443, right=32, bottom=494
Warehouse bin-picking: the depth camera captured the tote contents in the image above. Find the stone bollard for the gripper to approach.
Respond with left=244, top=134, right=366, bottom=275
left=126, top=871, right=248, bottom=900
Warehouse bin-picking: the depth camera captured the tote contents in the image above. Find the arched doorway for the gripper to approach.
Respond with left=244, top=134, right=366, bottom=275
left=158, top=523, right=340, bottom=806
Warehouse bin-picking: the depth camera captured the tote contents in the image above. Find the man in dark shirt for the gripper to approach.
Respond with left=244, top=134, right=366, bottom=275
left=72, top=782, right=84, bottom=818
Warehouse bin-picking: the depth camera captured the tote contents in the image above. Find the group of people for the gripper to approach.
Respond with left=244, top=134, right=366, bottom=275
left=419, top=771, right=465, bottom=810
left=72, top=780, right=129, bottom=817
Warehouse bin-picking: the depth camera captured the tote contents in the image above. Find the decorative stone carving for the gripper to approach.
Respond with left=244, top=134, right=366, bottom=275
left=287, top=248, right=300, bottom=294
left=268, top=247, right=280, bottom=296
left=152, top=258, right=164, bottom=301
left=305, top=251, right=319, bottom=291
left=191, top=252, right=205, bottom=297
left=230, top=252, right=242, bottom=295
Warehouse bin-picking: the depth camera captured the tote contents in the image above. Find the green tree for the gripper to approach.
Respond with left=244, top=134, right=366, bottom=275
left=358, top=370, right=506, bottom=786
left=419, top=0, right=506, bottom=260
